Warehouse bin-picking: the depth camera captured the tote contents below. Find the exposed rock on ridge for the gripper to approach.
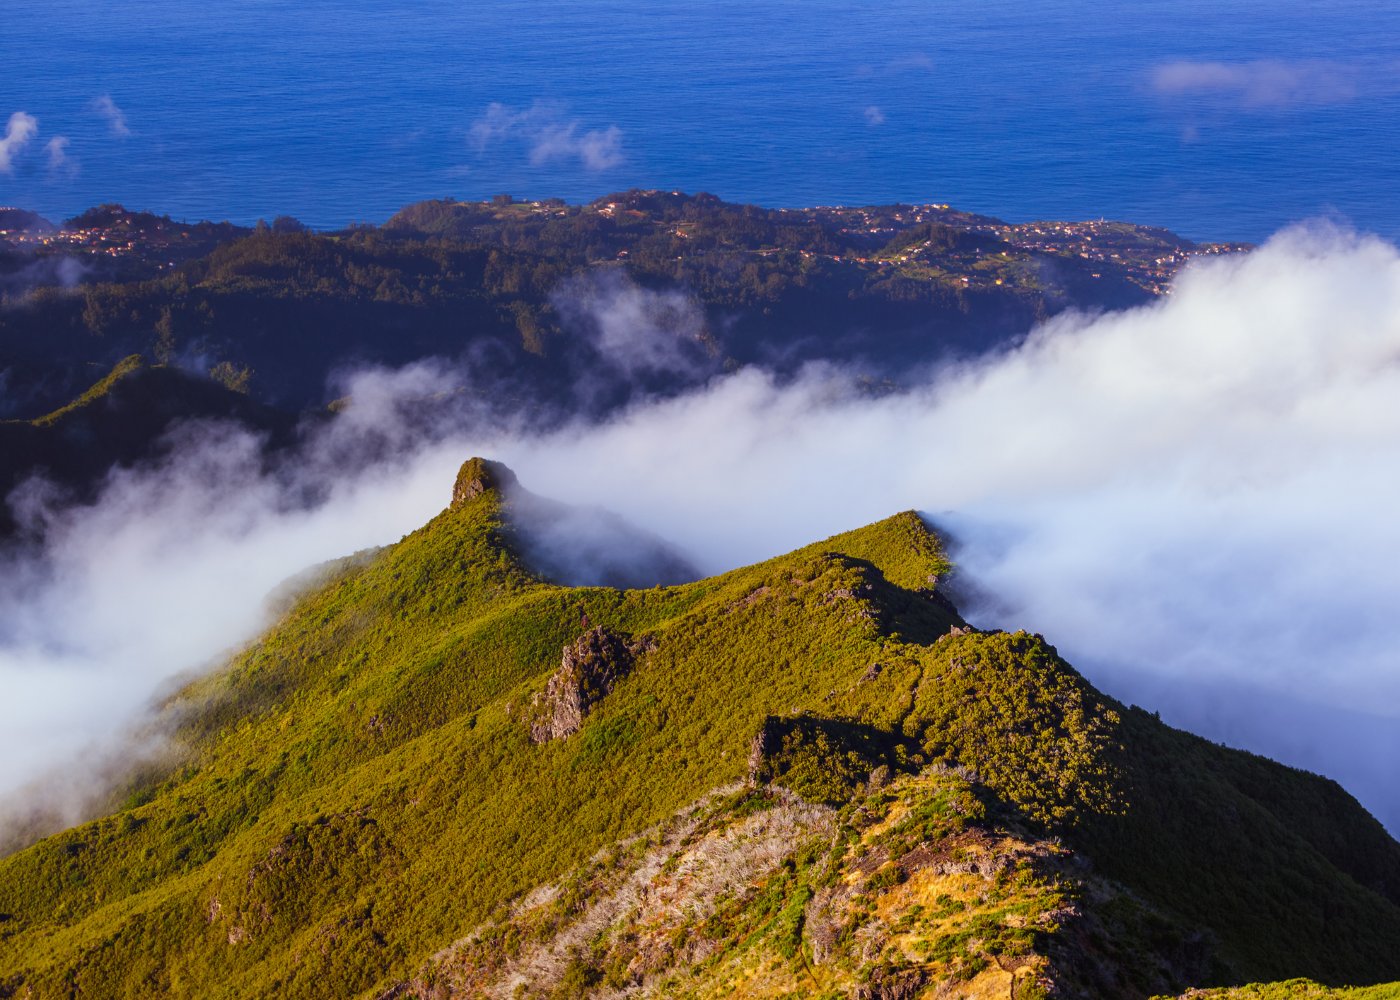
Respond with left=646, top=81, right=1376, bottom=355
left=451, top=457, right=518, bottom=508
left=448, top=456, right=699, bottom=588
left=529, top=626, right=653, bottom=743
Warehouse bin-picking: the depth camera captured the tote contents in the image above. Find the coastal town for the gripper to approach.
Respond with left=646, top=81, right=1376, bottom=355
left=2, top=194, right=1249, bottom=297
left=795, top=202, right=1249, bottom=295
left=594, top=195, right=1248, bottom=295
left=0, top=205, right=248, bottom=280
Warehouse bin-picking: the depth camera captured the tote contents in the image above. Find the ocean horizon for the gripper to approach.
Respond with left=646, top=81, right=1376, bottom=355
left=5, top=1, right=1400, bottom=242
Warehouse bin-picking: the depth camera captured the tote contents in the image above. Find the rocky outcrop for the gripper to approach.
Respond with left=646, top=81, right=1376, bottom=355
left=747, top=716, right=785, bottom=780
left=529, top=627, right=652, bottom=743
left=450, top=457, right=518, bottom=509
left=447, top=456, right=700, bottom=588
left=854, top=968, right=930, bottom=1000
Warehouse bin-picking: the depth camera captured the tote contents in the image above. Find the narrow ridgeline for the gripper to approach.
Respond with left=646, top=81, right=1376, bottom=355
left=1, top=460, right=1398, bottom=999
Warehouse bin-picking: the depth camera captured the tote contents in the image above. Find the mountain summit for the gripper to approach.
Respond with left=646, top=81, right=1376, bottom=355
left=1, top=461, right=1397, bottom=998
left=452, top=457, right=519, bottom=508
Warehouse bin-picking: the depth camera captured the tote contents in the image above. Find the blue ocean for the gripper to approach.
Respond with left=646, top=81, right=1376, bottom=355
left=4, top=0, right=1399, bottom=241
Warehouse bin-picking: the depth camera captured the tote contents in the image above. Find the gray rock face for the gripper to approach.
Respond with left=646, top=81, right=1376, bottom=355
left=529, top=627, right=652, bottom=743
left=451, top=457, right=518, bottom=509
left=854, top=967, right=929, bottom=1000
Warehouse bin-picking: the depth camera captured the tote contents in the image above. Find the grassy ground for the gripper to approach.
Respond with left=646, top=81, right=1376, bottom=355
left=1, top=462, right=1398, bottom=998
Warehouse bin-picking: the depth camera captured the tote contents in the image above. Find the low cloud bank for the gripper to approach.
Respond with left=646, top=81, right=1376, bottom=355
left=0, top=418, right=466, bottom=839
left=6, top=221, right=1400, bottom=834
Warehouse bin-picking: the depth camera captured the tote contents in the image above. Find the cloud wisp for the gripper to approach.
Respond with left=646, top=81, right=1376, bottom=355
left=1149, top=59, right=1362, bottom=109
left=6, top=222, right=1400, bottom=835
left=44, top=136, right=77, bottom=178
left=856, top=52, right=936, bottom=78
left=551, top=267, right=712, bottom=379
left=0, top=112, right=39, bottom=173
left=470, top=100, right=624, bottom=171
left=90, top=94, right=131, bottom=137
left=0, top=256, right=89, bottom=302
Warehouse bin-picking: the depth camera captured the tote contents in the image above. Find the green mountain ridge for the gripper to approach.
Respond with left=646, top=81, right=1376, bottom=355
left=1, top=190, right=1234, bottom=423
left=0, top=459, right=1396, bottom=998
left=0, top=354, right=298, bottom=537
left=0, top=189, right=1251, bottom=552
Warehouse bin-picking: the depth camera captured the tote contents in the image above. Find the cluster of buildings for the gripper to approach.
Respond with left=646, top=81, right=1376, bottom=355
left=978, top=218, right=1249, bottom=295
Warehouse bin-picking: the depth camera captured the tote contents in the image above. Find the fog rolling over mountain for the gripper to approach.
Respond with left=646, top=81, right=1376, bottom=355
left=4, top=453, right=1400, bottom=997
left=501, top=222, right=1400, bottom=827
left=3, top=219, right=1400, bottom=850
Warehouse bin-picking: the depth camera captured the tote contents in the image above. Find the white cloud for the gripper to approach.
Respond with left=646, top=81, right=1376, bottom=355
left=0, top=417, right=462, bottom=835
left=572, top=125, right=624, bottom=171
left=9, top=222, right=1400, bottom=833
left=863, top=105, right=886, bottom=126
left=1150, top=59, right=1360, bottom=108
left=504, top=223, right=1400, bottom=828
left=470, top=100, right=624, bottom=171
left=551, top=267, right=710, bottom=379
left=90, top=94, right=130, bottom=136
left=0, top=112, right=38, bottom=173
left=468, top=102, right=520, bottom=145
left=44, top=136, right=77, bottom=178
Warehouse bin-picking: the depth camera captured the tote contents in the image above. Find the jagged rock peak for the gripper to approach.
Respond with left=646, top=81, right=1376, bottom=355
left=451, top=457, right=519, bottom=509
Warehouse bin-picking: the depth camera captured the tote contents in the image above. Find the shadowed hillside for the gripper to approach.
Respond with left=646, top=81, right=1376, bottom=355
left=0, top=355, right=298, bottom=537
left=2, top=191, right=1232, bottom=422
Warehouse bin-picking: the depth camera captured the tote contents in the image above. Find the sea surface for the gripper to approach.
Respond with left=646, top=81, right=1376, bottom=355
left=5, top=1, right=1400, bottom=242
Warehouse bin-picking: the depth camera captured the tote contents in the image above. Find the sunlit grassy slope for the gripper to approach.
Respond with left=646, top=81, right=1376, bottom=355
left=1, top=459, right=1398, bottom=998
left=1168, top=983, right=1400, bottom=999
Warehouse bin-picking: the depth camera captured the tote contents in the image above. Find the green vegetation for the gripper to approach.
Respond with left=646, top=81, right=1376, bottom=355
left=376, top=768, right=1076, bottom=998
left=0, top=460, right=1397, bottom=998
left=0, top=354, right=296, bottom=536
left=750, top=716, right=905, bottom=807
left=1167, top=982, right=1400, bottom=999
left=1, top=191, right=1155, bottom=424
left=29, top=353, right=147, bottom=426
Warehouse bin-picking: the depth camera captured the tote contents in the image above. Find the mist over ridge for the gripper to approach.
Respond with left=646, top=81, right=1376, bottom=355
left=4, top=219, right=1400, bottom=837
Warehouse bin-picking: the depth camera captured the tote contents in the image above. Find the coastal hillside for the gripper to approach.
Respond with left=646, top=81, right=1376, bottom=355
left=0, top=459, right=1396, bottom=999
left=0, top=192, right=1250, bottom=549
left=0, top=192, right=1243, bottom=422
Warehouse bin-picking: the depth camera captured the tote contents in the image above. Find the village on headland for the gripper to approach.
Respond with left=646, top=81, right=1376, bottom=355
left=1, top=193, right=1249, bottom=297
left=0, top=205, right=247, bottom=281
left=793, top=203, right=1246, bottom=295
